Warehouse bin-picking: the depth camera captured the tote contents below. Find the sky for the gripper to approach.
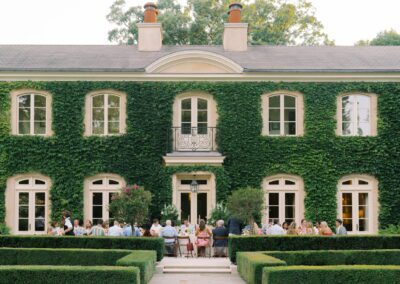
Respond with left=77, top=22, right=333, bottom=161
left=0, top=0, right=399, bottom=46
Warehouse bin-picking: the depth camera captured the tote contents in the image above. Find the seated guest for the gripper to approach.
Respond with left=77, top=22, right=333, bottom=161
left=335, top=219, right=347, bottom=235
left=160, top=220, right=178, bottom=255
left=180, top=219, right=194, bottom=235
left=282, top=222, right=289, bottom=234
left=48, top=221, right=62, bottom=236
left=196, top=219, right=212, bottom=257
left=306, top=221, right=315, bottom=235
left=85, top=220, right=93, bottom=236
left=150, top=219, right=162, bottom=237
left=319, top=221, right=333, bottom=236
left=298, top=219, right=308, bottom=235
left=286, top=222, right=299, bottom=235
left=73, top=219, right=85, bottom=236
left=212, top=220, right=229, bottom=257
left=123, top=222, right=132, bottom=237
left=109, top=220, right=123, bottom=236
left=270, top=219, right=285, bottom=235
left=133, top=223, right=142, bottom=237
left=91, top=219, right=106, bottom=236
left=142, top=223, right=152, bottom=237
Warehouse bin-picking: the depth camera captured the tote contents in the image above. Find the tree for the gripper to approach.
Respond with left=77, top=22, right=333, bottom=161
left=107, top=0, right=332, bottom=45
left=227, top=187, right=264, bottom=234
left=108, top=185, right=152, bottom=227
left=355, top=29, right=400, bottom=46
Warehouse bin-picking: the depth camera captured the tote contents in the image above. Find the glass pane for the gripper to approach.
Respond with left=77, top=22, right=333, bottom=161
left=35, top=206, right=45, bottom=218
left=285, top=206, right=294, bottom=219
left=109, top=180, right=119, bottom=185
left=198, top=99, right=207, bottom=110
left=34, top=122, right=46, bottom=135
left=359, top=180, right=368, bottom=185
left=342, top=193, right=352, bottom=205
left=269, top=193, right=279, bottom=205
left=18, top=95, right=31, bottom=108
left=18, top=219, right=29, bottom=231
left=18, top=122, right=30, bottom=134
left=108, top=95, right=120, bottom=107
left=92, top=193, right=103, bottom=205
left=92, top=121, right=105, bottom=135
left=358, top=206, right=368, bottom=218
left=19, top=108, right=30, bottom=120
left=197, top=193, right=207, bottom=222
left=343, top=218, right=353, bottom=232
left=35, top=193, right=45, bottom=205
left=359, top=193, right=368, bottom=206
left=359, top=219, right=368, bottom=232
left=181, top=111, right=191, bottom=123
left=269, top=122, right=280, bottom=135
left=342, top=180, right=352, bottom=185
left=358, top=108, right=370, bottom=123
left=269, top=109, right=280, bottom=121
left=269, top=206, right=279, bottom=219
left=197, top=110, right=207, bottom=123
left=108, top=108, right=120, bottom=121
left=93, top=180, right=103, bottom=185
left=34, top=95, right=46, bottom=107
left=19, top=206, right=29, bottom=218
left=19, top=179, right=29, bottom=185
left=342, top=96, right=353, bottom=121
left=284, top=122, right=296, bottom=135
left=284, top=96, right=295, bottom=107
left=269, top=96, right=280, bottom=108
left=35, top=217, right=45, bottom=231
left=198, top=123, right=208, bottom=134
left=19, top=193, right=29, bottom=205
left=93, top=108, right=104, bottom=121
left=285, top=180, right=295, bottom=185
left=92, top=206, right=103, bottom=219
left=181, top=193, right=191, bottom=222
left=285, top=193, right=295, bottom=206
left=357, top=95, right=370, bottom=109
left=93, top=95, right=104, bottom=107
left=181, top=123, right=191, bottom=134
left=357, top=123, right=370, bottom=136
left=108, top=122, right=120, bottom=134
left=342, top=122, right=353, bottom=135
left=35, top=179, right=45, bottom=185
left=269, top=180, right=279, bottom=185
left=342, top=206, right=352, bottom=217
left=284, top=109, right=296, bottom=121
left=181, top=99, right=191, bottom=110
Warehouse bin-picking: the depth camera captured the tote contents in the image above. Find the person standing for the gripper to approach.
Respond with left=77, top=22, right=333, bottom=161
left=335, top=219, right=348, bottom=235
left=227, top=216, right=242, bottom=236
left=62, top=211, right=74, bottom=236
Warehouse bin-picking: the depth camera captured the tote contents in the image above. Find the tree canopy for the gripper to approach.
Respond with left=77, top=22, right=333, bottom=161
left=355, top=29, right=400, bottom=46
left=107, top=0, right=332, bottom=46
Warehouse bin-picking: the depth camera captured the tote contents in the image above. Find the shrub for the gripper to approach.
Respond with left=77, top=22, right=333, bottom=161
left=0, top=265, right=140, bottom=284
left=208, top=202, right=229, bottom=226
left=116, top=250, right=157, bottom=284
left=160, top=204, right=179, bottom=225
left=380, top=224, right=400, bottom=235
left=237, top=252, right=286, bottom=284
left=262, top=265, right=400, bottom=284
left=0, top=223, right=10, bottom=235
left=0, top=235, right=164, bottom=261
left=228, top=235, right=400, bottom=262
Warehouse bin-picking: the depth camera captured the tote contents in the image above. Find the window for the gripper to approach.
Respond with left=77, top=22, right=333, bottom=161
left=11, top=90, right=52, bottom=136
left=337, top=94, right=377, bottom=136
left=84, top=174, right=125, bottom=225
left=337, top=175, right=378, bottom=234
left=263, top=175, right=304, bottom=225
left=262, top=92, right=304, bottom=136
left=85, top=91, right=126, bottom=136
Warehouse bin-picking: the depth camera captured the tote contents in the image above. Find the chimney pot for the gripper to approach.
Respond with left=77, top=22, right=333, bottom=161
left=228, top=3, right=243, bottom=23
left=144, top=2, right=158, bottom=23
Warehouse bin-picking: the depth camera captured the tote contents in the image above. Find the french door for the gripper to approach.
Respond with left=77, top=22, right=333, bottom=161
left=266, top=192, right=297, bottom=225
left=16, top=191, right=47, bottom=234
left=340, top=191, right=370, bottom=234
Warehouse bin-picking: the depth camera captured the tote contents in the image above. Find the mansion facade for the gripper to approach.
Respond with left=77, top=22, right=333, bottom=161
left=0, top=3, right=400, bottom=235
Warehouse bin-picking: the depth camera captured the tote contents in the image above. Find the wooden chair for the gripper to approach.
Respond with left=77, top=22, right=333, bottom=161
left=177, top=235, right=194, bottom=258
left=213, top=236, right=228, bottom=257
left=163, top=236, right=178, bottom=257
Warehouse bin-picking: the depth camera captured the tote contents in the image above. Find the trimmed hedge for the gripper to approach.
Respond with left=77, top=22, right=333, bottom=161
left=0, top=265, right=140, bottom=284
left=237, top=252, right=286, bottom=284
left=0, top=235, right=164, bottom=261
left=262, top=265, right=400, bottom=284
left=116, top=250, right=157, bottom=284
left=229, top=235, right=400, bottom=262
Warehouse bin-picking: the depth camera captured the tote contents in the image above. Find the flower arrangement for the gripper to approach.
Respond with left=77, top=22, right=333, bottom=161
left=160, top=204, right=179, bottom=225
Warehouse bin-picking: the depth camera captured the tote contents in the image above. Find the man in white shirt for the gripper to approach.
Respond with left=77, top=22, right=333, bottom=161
left=150, top=219, right=162, bottom=237
left=269, top=219, right=285, bottom=235
left=108, top=220, right=123, bottom=236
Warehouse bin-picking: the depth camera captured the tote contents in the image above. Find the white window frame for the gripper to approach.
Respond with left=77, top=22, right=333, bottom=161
left=10, top=90, right=53, bottom=136
left=261, top=91, right=304, bottom=136
left=337, top=93, right=377, bottom=136
left=84, top=90, right=127, bottom=136
left=262, top=175, right=305, bottom=226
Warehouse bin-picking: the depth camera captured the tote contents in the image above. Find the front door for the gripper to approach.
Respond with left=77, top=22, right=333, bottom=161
left=340, top=191, right=370, bottom=234
left=16, top=191, right=47, bottom=234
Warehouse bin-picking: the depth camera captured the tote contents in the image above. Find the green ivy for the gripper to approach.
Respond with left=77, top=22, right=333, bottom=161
left=0, top=82, right=400, bottom=228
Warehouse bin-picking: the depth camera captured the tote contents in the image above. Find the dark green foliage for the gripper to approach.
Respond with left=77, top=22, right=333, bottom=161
left=380, top=224, right=400, bottom=234
left=0, top=265, right=139, bottom=284
left=0, top=235, right=164, bottom=261
left=229, top=235, right=400, bottom=262
left=116, top=250, right=157, bottom=284
left=262, top=266, right=400, bottom=284
left=1, top=81, right=400, bottom=233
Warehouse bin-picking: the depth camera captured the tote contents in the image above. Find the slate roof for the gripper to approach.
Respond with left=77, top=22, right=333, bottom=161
left=0, top=45, right=400, bottom=72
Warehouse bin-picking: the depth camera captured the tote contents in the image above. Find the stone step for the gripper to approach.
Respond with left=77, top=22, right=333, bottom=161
left=163, top=268, right=232, bottom=274
left=163, top=265, right=231, bottom=269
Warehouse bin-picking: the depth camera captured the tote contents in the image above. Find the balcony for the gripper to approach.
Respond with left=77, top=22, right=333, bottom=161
left=164, top=127, right=225, bottom=166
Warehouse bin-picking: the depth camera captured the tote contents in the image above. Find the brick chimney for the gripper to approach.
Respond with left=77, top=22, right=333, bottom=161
left=223, top=3, right=248, bottom=51
left=137, top=2, right=162, bottom=51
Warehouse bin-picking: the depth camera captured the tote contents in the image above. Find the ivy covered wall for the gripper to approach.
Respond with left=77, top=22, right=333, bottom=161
left=0, top=81, right=399, bottom=228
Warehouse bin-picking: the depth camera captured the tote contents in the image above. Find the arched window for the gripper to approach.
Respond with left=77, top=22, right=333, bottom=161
left=84, top=174, right=126, bottom=225
left=261, top=92, right=304, bottom=136
left=337, top=175, right=378, bottom=234
left=85, top=90, right=126, bottom=136
left=337, top=93, right=377, bottom=136
left=5, top=174, right=51, bottom=234
left=11, top=90, right=52, bottom=136
left=262, top=175, right=304, bottom=225
left=172, top=92, right=218, bottom=151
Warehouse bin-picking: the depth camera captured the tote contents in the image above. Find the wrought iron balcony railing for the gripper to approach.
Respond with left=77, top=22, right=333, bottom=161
left=168, top=127, right=217, bottom=152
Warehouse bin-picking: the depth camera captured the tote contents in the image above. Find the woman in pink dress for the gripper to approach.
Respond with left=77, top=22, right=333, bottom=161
left=195, top=219, right=212, bottom=257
